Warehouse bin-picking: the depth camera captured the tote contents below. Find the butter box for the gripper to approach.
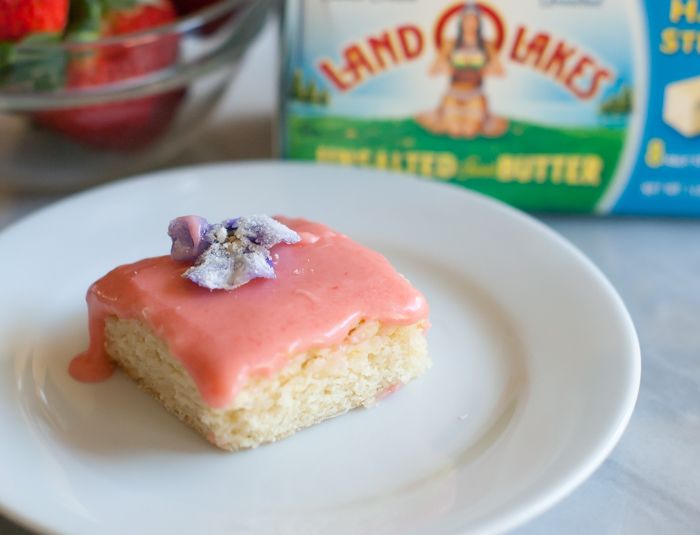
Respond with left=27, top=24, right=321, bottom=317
left=280, top=0, right=700, bottom=215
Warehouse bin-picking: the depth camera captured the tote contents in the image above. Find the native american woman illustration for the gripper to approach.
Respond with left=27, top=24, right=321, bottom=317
left=417, top=2, right=508, bottom=138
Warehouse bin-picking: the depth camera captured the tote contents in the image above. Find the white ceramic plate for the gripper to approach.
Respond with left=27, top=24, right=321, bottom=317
left=0, top=162, right=640, bottom=535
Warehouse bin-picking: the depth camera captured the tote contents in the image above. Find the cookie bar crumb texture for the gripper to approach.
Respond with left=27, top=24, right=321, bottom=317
left=105, top=317, right=430, bottom=450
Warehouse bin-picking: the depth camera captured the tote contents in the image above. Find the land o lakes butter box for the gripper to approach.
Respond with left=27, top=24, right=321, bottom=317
left=280, top=0, right=700, bottom=215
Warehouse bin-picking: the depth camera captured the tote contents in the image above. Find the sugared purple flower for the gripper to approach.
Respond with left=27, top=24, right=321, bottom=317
left=183, top=243, right=232, bottom=289
left=168, top=216, right=210, bottom=262
left=223, top=218, right=240, bottom=231
left=233, top=215, right=300, bottom=249
left=171, top=215, right=300, bottom=291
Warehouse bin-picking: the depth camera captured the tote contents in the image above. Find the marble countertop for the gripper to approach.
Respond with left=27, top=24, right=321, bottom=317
left=1, top=15, right=699, bottom=535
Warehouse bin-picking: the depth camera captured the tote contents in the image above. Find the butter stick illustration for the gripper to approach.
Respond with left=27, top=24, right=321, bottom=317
left=663, top=76, right=700, bottom=138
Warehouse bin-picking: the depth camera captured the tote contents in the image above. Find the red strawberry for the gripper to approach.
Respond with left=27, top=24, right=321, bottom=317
left=0, top=0, right=70, bottom=42
left=173, top=0, right=235, bottom=35
left=172, top=0, right=222, bottom=17
left=107, top=1, right=179, bottom=36
left=36, top=0, right=186, bottom=152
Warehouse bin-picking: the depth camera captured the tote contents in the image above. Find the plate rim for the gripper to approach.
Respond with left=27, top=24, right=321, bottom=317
left=0, top=161, right=641, bottom=535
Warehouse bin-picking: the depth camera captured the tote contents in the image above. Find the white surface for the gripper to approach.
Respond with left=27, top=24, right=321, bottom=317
left=0, top=162, right=639, bottom=535
left=516, top=217, right=700, bottom=535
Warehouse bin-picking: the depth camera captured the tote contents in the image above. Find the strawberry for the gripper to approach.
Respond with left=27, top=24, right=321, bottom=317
left=36, top=0, right=186, bottom=151
left=0, top=0, right=70, bottom=42
left=107, top=1, right=179, bottom=36
left=172, top=0, right=234, bottom=36
left=172, top=0, right=222, bottom=16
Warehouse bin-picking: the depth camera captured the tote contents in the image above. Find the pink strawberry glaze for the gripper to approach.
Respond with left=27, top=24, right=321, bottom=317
left=70, top=218, right=429, bottom=408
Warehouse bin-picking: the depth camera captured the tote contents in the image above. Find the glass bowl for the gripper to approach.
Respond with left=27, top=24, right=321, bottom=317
left=0, top=0, right=270, bottom=192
